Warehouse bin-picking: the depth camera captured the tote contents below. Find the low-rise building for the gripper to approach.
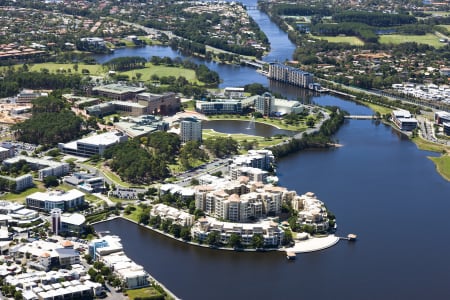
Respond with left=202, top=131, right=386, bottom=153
left=58, top=131, right=128, bottom=157
left=150, top=203, right=195, bottom=227
left=391, top=110, right=418, bottom=131
left=26, top=189, right=85, bottom=212
left=191, top=217, right=284, bottom=247
left=444, top=122, right=450, bottom=136
left=0, top=174, right=33, bottom=192
left=435, top=111, right=450, bottom=125
left=230, top=149, right=274, bottom=171
left=0, top=201, right=41, bottom=226
left=64, top=172, right=105, bottom=193
left=3, top=156, right=70, bottom=181
left=92, top=83, right=146, bottom=101
left=88, top=235, right=123, bottom=260
left=136, top=92, right=180, bottom=115
left=114, top=115, right=169, bottom=138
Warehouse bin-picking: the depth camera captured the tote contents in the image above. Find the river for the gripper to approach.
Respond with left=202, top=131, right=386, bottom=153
left=94, top=1, right=450, bottom=299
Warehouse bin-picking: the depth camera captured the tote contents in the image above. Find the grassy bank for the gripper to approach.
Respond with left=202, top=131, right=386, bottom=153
left=430, top=155, right=450, bottom=181
left=412, top=136, right=450, bottom=181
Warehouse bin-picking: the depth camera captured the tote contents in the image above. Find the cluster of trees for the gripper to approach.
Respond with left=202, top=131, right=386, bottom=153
left=203, top=137, right=239, bottom=158
left=271, top=108, right=346, bottom=158
left=179, top=141, right=208, bottom=170
left=0, top=70, right=82, bottom=98
left=272, top=4, right=332, bottom=16
left=311, top=22, right=378, bottom=43
left=1, top=159, right=30, bottom=177
left=147, top=215, right=192, bottom=240
left=12, top=96, right=83, bottom=146
left=103, top=56, right=147, bottom=71
left=0, top=177, right=17, bottom=192
left=104, top=139, right=169, bottom=184
left=333, top=11, right=416, bottom=27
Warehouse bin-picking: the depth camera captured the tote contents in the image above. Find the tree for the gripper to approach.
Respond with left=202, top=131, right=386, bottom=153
left=138, top=212, right=150, bottom=225
left=180, top=226, right=191, bottom=241
left=228, top=233, right=242, bottom=249
left=170, top=224, right=182, bottom=238
left=252, top=234, right=264, bottom=249
left=282, top=230, right=294, bottom=246
left=43, top=176, right=59, bottom=188
left=206, top=231, right=221, bottom=247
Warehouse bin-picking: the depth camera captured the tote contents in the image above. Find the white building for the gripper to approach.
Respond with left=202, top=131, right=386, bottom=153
left=191, top=217, right=284, bottom=247
left=3, top=156, right=70, bottom=181
left=292, top=192, right=330, bottom=233
left=150, top=203, right=195, bottom=226
left=26, top=189, right=85, bottom=212
left=230, top=149, right=274, bottom=171
left=180, top=117, right=202, bottom=143
left=391, top=110, right=418, bottom=131
left=58, top=131, right=128, bottom=157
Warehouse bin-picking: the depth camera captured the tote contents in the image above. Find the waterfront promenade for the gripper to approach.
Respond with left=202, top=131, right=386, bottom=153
left=283, top=235, right=340, bottom=254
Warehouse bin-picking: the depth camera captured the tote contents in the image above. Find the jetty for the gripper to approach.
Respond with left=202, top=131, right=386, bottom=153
left=286, top=251, right=296, bottom=260
left=339, top=234, right=358, bottom=241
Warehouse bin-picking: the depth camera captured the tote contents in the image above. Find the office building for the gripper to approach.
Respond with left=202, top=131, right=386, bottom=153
left=391, top=110, right=418, bottom=131
left=3, top=156, right=69, bottom=181
left=92, top=84, right=146, bottom=101
left=26, top=189, right=85, bottom=212
left=58, top=131, right=128, bottom=157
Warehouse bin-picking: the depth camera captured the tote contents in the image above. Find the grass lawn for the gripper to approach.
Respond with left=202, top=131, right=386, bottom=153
left=203, top=129, right=287, bottom=150
left=310, top=34, right=364, bottom=46
left=379, top=34, right=444, bottom=48
left=411, top=136, right=449, bottom=153
left=429, top=154, right=450, bottom=181
left=207, top=114, right=307, bottom=131
left=28, top=63, right=107, bottom=76
left=123, top=205, right=145, bottom=223
left=125, top=287, right=163, bottom=300
left=101, top=168, right=132, bottom=188
left=120, top=63, right=202, bottom=84
left=363, top=102, right=392, bottom=116
left=437, top=25, right=450, bottom=31
left=2, top=185, right=45, bottom=203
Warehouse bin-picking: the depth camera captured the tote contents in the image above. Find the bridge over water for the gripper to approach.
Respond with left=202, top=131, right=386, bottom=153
left=344, top=115, right=380, bottom=120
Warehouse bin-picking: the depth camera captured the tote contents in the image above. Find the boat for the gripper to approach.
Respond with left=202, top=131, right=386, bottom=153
left=347, top=234, right=357, bottom=241
left=286, top=251, right=296, bottom=260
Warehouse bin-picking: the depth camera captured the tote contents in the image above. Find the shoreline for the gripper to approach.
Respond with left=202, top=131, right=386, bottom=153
left=94, top=216, right=341, bottom=255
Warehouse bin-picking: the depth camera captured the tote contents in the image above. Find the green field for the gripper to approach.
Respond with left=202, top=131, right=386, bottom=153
left=125, top=286, right=163, bottom=300
left=203, top=128, right=287, bottom=150
left=310, top=34, right=364, bottom=46
left=379, top=34, right=444, bottom=48
left=120, top=63, right=201, bottom=84
left=29, top=63, right=107, bottom=75
left=437, top=25, right=450, bottom=31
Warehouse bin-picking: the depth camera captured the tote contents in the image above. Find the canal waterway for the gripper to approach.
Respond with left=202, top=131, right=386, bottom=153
left=94, top=1, right=450, bottom=299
